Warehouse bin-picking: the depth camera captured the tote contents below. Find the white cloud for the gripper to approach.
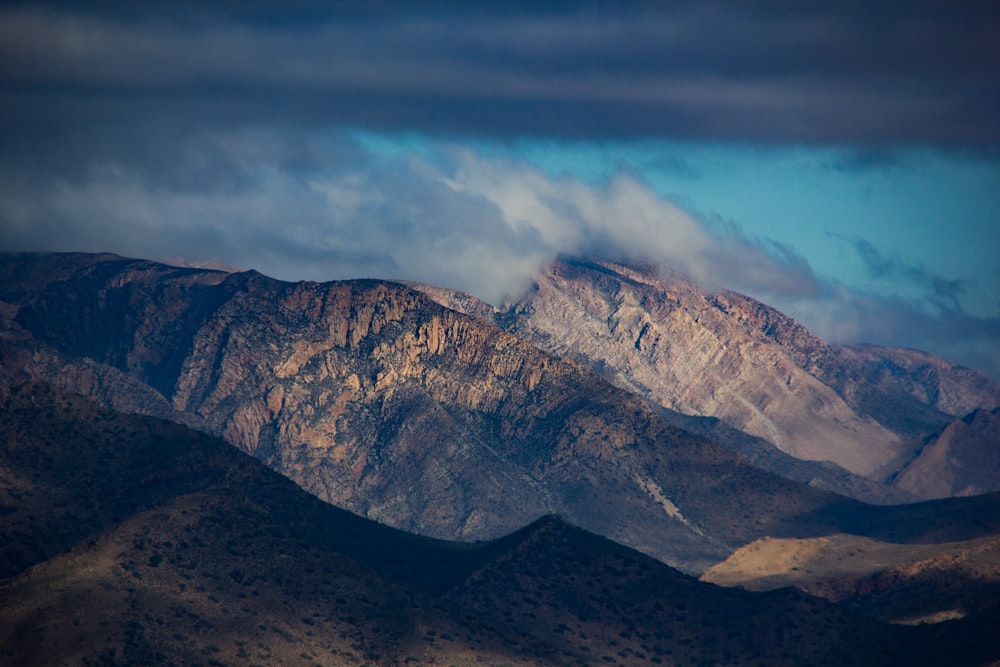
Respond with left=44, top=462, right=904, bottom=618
left=1, top=132, right=998, bottom=379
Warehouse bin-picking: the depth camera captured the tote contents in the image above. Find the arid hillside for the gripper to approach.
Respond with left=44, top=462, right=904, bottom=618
left=3, top=382, right=997, bottom=667
left=4, top=253, right=1000, bottom=576
left=416, top=258, right=1000, bottom=498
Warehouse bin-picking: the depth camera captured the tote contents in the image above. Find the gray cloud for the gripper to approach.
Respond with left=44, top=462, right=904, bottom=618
left=780, top=287, right=1000, bottom=383
left=1, top=128, right=998, bottom=379
left=0, top=130, right=770, bottom=303
left=0, top=131, right=551, bottom=302
left=823, top=149, right=914, bottom=174
left=831, top=233, right=969, bottom=311
left=2, top=1, right=999, bottom=145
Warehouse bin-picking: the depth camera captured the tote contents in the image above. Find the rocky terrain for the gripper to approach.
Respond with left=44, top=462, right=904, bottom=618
left=414, top=258, right=1000, bottom=498
left=4, top=253, right=1000, bottom=575
left=3, top=382, right=998, bottom=666
left=0, top=254, right=835, bottom=572
left=413, top=277, right=913, bottom=506
left=890, top=407, right=1000, bottom=499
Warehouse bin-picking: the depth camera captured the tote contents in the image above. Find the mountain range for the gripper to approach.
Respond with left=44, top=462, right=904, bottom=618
left=3, top=381, right=999, bottom=666
left=2, top=251, right=1000, bottom=664
left=412, top=257, right=1000, bottom=499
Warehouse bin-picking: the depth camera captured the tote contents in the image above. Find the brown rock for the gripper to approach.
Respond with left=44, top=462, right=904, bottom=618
left=413, top=258, right=1000, bottom=497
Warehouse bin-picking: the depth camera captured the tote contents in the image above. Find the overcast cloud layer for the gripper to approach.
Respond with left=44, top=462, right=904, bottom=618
left=2, top=1, right=999, bottom=144
left=1, top=1, right=999, bottom=379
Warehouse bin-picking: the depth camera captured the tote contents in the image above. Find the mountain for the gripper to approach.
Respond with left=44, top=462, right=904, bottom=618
left=0, top=252, right=846, bottom=572
left=890, top=407, right=1000, bottom=499
left=4, top=252, right=1000, bottom=577
left=415, top=258, right=1000, bottom=498
left=3, top=382, right=998, bottom=666
left=0, top=381, right=253, bottom=581
left=410, top=279, right=910, bottom=506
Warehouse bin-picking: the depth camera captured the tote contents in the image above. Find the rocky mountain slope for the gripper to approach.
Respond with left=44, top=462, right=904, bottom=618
left=411, top=279, right=913, bottom=506
left=2, top=252, right=998, bottom=577
left=3, top=382, right=998, bottom=667
left=890, top=407, right=1000, bottom=499
left=416, top=258, right=1000, bottom=497
left=0, top=253, right=864, bottom=572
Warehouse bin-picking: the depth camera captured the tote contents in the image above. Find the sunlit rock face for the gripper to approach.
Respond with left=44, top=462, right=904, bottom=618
left=4, top=251, right=1000, bottom=577
left=0, top=252, right=869, bottom=574
left=430, top=258, right=1000, bottom=493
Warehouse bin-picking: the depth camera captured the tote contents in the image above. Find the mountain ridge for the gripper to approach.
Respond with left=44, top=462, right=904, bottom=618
left=4, top=252, right=1000, bottom=575
left=4, top=381, right=998, bottom=666
left=410, top=257, right=1000, bottom=496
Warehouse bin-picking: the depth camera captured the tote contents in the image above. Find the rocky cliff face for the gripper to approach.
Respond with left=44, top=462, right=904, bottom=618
left=1, top=252, right=883, bottom=573
left=4, top=252, right=1000, bottom=573
left=501, top=260, right=909, bottom=476
left=408, top=286, right=909, bottom=505
left=429, top=258, right=1000, bottom=495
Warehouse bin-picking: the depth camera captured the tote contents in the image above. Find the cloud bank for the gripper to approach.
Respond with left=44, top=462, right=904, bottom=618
left=2, top=130, right=998, bottom=380
left=2, top=1, right=999, bottom=146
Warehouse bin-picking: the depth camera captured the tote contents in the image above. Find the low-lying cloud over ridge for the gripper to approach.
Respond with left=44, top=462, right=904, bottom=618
left=1, top=1, right=998, bottom=380
left=2, top=130, right=998, bottom=380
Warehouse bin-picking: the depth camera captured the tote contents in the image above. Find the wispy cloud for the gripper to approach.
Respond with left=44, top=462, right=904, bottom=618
left=2, top=130, right=998, bottom=379
left=0, top=131, right=810, bottom=304
left=783, top=286, right=1000, bottom=382
left=831, top=234, right=970, bottom=308
left=823, top=149, right=914, bottom=174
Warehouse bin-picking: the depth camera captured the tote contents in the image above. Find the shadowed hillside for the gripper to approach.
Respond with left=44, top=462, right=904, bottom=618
left=3, top=382, right=998, bottom=666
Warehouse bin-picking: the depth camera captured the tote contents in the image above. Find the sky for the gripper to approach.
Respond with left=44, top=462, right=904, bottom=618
left=1, top=1, right=999, bottom=380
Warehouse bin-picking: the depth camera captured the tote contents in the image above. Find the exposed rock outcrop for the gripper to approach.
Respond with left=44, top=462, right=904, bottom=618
left=4, top=252, right=1000, bottom=574
left=415, top=258, right=1000, bottom=497
left=0, top=253, right=877, bottom=573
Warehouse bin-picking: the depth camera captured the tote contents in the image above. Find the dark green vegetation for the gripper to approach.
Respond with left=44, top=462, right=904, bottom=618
left=3, top=382, right=999, bottom=666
